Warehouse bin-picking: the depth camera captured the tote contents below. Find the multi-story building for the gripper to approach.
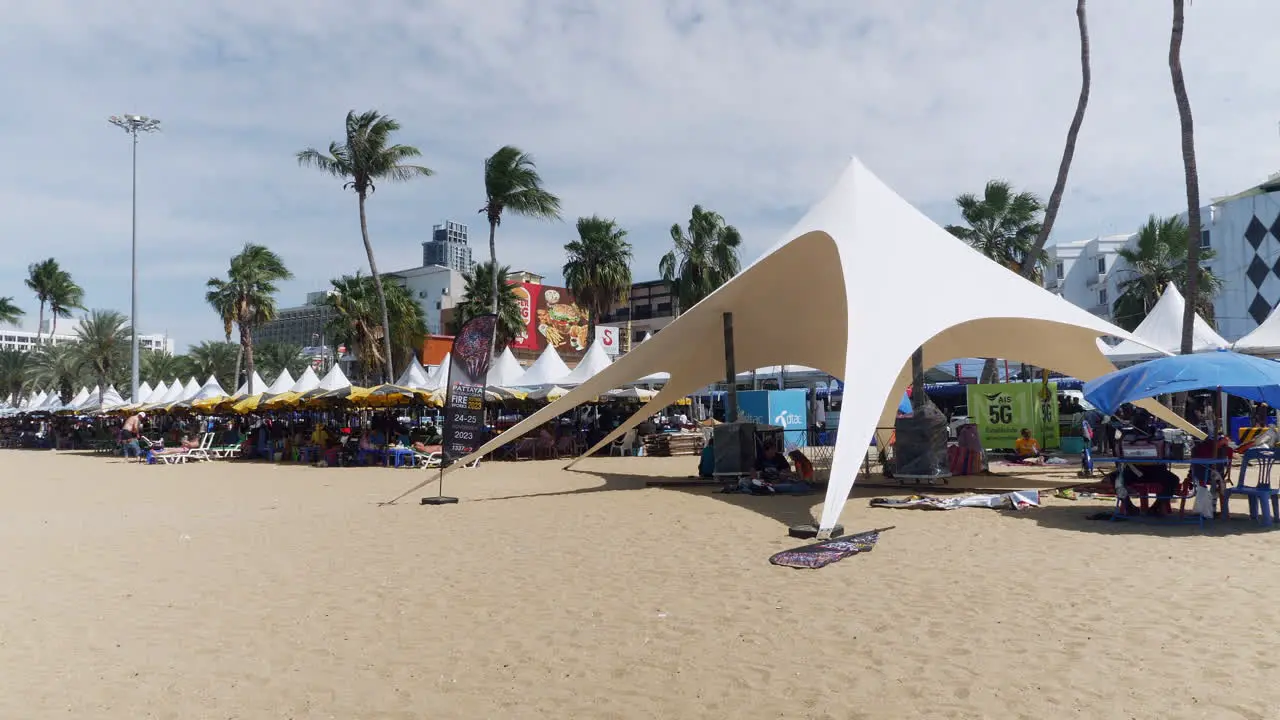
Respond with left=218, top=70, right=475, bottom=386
left=0, top=328, right=174, bottom=354
left=421, top=220, right=475, bottom=274
left=385, top=264, right=467, bottom=335
left=597, top=279, right=679, bottom=349
left=1046, top=171, right=1280, bottom=342
left=254, top=291, right=336, bottom=349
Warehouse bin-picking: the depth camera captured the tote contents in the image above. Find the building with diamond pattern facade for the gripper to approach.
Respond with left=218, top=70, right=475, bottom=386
left=1045, top=174, right=1280, bottom=342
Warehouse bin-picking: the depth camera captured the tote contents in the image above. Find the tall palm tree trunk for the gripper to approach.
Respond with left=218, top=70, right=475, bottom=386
left=35, top=302, right=45, bottom=344
left=1170, top=0, right=1201, bottom=356
left=241, top=325, right=256, bottom=395
left=1170, top=0, right=1201, bottom=419
left=1019, top=0, right=1090, bottom=278
left=358, top=191, right=396, bottom=383
left=488, top=219, right=499, bottom=314
left=233, top=343, right=243, bottom=393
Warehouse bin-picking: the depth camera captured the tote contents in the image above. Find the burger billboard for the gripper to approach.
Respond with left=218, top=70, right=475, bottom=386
left=506, top=282, right=590, bottom=356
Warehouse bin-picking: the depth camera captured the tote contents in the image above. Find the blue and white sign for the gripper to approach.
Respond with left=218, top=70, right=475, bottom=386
left=736, top=389, right=809, bottom=450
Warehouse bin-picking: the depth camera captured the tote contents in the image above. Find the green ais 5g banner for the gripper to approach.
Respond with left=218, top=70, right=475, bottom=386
left=965, top=383, right=1060, bottom=450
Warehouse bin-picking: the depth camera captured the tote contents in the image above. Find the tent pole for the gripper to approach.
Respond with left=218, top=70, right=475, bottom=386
left=723, top=312, right=738, bottom=422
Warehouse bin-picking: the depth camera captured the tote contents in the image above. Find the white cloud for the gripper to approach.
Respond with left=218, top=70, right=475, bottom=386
left=1, top=0, right=1277, bottom=349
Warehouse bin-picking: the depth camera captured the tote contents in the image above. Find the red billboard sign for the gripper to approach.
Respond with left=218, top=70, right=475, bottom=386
left=506, top=282, right=590, bottom=356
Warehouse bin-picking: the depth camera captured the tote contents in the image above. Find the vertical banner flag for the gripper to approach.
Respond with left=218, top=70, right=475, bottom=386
left=442, top=314, right=499, bottom=464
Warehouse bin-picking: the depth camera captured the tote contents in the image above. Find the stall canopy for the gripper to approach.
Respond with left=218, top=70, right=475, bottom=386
left=1104, top=284, right=1227, bottom=362
left=263, top=370, right=296, bottom=396
left=287, top=366, right=321, bottom=395
left=396, top=357, right=432, bottom=390
left=561, top=338, right=613, bottom=386
left=486, top=348, right=525, bottom=387
left=516, top=345, right=572, bottom=387
left=178, top=377, right=202, bottom=402
left=1233, top=302, right=1280, bottom=356
left=425, top=354, right=450, bottom=390
left=399, top=157, right=1197, bottom=532
left=1084, top=349, right=1280, bottom=411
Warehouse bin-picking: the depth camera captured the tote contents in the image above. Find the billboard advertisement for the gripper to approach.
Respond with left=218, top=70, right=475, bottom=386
left=507, top=282, right=591, bottom=356
left=737, top=389, right=809, bottom=451
left=966, top=383, right=1060, bottom=450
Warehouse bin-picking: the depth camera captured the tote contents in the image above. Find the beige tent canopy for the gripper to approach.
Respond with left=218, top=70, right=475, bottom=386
left=395, top=157, right=1197, bottom=534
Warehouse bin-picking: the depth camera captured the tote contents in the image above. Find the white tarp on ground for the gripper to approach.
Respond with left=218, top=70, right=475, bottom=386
left=516, top=345, right=573, bottom=387
left=486, top=348, right=525, bottom=387
left=1104, top=284, right=1227, bottom=362
left=399, top=157, right=1198, bottom=532
left=1234, top=301, right=1280, bottom=355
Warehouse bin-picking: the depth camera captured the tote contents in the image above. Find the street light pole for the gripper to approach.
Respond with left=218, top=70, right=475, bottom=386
left=108, top=115, right=161, bottom=402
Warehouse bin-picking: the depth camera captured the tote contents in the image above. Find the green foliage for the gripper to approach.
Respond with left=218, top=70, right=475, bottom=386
left=25, top=258, right=84, bottom=338
left=0, top=297, right=24, bottom=326
left=255, top=342, right=309, bottom=382
left=321, top=273, right=426, bottom=384
left=563, top=216, right=633, bottom=336
left=1112, top=215, right=1223, bottom=331
left=141, top=350, right=191, bottom=386
left=67, top=310, right=131, bottom=404
left=186, top=341, right=239, bottom=393
left=206, top=243, right=293, bottom=395
left=659, top=205, right=742, bottom=312
left=456, top=262, right=525, bottom=351
left=481, top=145, right=561, bottom=314
left=945, top=180, right=1047, bottom=280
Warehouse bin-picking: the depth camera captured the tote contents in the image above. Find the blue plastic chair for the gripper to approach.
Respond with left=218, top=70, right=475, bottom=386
left=1227, top=448, right=1280, bottom=525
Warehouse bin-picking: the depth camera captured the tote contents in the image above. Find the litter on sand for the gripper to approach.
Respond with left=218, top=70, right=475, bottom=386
left=769, top=527, right=893, bottom=569
left=869, top=490, right=1041, bottom=511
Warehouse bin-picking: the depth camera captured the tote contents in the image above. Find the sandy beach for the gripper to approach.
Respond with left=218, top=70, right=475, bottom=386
left=3, top=450, right=1279, bottom=719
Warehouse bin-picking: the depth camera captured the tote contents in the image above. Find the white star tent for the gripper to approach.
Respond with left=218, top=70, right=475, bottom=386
left=395, top=157, right=1198, bottom=533
left=307, top=363, right=351, bottom=396
left=485, top=348, right=525, bottom=387
left=285, top=366, right=321, bottom=395
left=515, top=345, right=572, bottom=387
left=561, top=337, right=613, bottom=386
left=263, top=369, right=296, bottom=395
left=424, top=354, right=450, bottom=390
left=1104, top=284, right=1227, bottom=362
left=232, top=372, right=268, bottom=399
left=1233, top=301, right=1280, bottom=356
left=395, top=357, right=432, bottom=389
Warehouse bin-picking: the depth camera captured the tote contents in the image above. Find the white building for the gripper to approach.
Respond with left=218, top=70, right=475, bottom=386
left=0, top=328, right=174, bottom=354
left=1045, top=172, right=1280, bottom=343
left=385, top=264, right=467, bottom=336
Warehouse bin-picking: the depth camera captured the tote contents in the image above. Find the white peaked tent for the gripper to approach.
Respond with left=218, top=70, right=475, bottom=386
left=82, top=385, right=126, bottom=414
left=642, top=332, right=653, bottom=343
left=232, top=372, right=268, bottom=399
left=311, top=363, right=351, bottom=394
left=153, top=379, right=186, bottom=407
left=263, top=369, right=296, bottom=395
left=30, top=391, right=47, bottom=409
left=395, top=357, right=432, bottom=389
left=37, top=391, right=64, bottom=412
left=140, top=381, right=169, bottom=407
left=486, top=348, right=525, bottom=387
left=188, top=375, right=229, bottom=404
left=64, top=387, right=90, bottom=412
left=286, top=366, right=321, bottom=395
left=425, top=354, right=450, bottom=389
left=561, top=337, right=614, bottom=386
left=178, top=377, right=202, bottom=402
left=1233, top=302, right=1280, bottom=355
left=135, top=381, right=154, bottom=405
left=413, top=157, right=1200, bottom=534
left=515, top=345, right=573, bottom=387
left=1104, top=284, right=1227, bottom=362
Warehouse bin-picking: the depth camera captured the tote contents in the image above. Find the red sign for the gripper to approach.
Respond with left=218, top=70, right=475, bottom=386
left=506, top=282, right=590, bottom=356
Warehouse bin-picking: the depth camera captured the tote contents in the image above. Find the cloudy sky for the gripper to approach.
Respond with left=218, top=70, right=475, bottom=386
left=2, top=0, right=1277, bottom=350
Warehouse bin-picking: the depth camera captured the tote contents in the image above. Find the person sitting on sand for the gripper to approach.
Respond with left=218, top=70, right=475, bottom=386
left=741, top=442, right=811, bottom=495
left=1014, top=428, right=1044, bottom=464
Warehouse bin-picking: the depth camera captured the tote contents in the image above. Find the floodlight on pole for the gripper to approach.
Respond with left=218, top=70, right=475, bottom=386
left=107, top=114, right=161, bottom=403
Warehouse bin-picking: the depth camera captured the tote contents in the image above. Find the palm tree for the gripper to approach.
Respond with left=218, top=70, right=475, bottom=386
left=205, top=244, right=293, bottom=396
left=255, top=342, right=308, bottom=381
left=68, top=310, right=131, bottom=406
left=141, top=350, right=189, bottom=385
left=946, top=181, right=1045, bottom=382
left=297, top=110, right=433, bottom=383
left=1112, top=215, right=1222, bottom=332
left=26, top=343, right=84, bottom=402
left=659, top=205, right=743, bottom=312
left=1169, top=0, right=1203, bottom=361
left=25, top=259, right=82, bottom=342
left=563, top=216, right=633, bottom=343
left=945, top=181, right=1046, bottom=277
left=187, top=341, right=239, bottom=393
left=481, top=146, right=562, bottom=314
left=322, top=273, right=426, bottom=384
left=1019, top=0, right=1091, bottom=279
left=0, top=297, right=24, bottom=326
left=206, top=276, right=241, bottom=388
left=0, top=349, right=28, bottom=401
left=455, top=261, right=525, bottom=351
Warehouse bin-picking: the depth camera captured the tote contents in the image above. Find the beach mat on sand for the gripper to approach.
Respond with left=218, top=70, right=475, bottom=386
left=769, top=527, right=892, bottom=569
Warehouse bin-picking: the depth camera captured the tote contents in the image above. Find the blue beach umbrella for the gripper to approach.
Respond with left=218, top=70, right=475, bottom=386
left=1083, top=349, right=1280, bottom=413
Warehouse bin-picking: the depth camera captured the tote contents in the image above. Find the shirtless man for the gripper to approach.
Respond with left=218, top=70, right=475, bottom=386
left=121, top=411, right=146, bottom=458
